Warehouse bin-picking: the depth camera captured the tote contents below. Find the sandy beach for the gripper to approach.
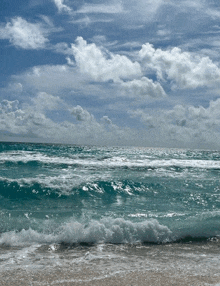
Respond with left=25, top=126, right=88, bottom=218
left=1, top=266, right=220, bottom=286
left=1, top=241, right=220, bottom=286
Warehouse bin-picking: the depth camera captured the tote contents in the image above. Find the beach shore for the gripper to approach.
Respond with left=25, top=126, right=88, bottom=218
left=1, top=266, right=220, bottom=286
left=1, top=242, right=220, bottom=286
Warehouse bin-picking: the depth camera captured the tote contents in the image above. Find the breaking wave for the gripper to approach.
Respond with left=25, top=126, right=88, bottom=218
left=0, top=218, right=173, bottom=246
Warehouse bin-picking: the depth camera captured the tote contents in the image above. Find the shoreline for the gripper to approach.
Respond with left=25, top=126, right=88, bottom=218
left=1, top=267, right=220, bottom=286
left=1, top=242, right=220, bottom=285
left=1, top=241, right=220, bottom=285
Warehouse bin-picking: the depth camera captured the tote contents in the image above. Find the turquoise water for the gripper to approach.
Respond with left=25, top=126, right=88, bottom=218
left=1, top=142, right=220, bottom=246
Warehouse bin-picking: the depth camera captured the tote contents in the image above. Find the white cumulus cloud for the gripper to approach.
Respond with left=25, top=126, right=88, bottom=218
left=139, top=43, right=220, bottom=89
left=0, top=17, right=49, bottom=49
left=71, top=37, right=142, bottom=82
left=121, top=77, right=166, bottom=98
left=70, top=37, right=166, bottom=98
left=71, top=105, right=94, bottom=122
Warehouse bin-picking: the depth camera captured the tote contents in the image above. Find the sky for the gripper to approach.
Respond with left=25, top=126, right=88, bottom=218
left=0, top=0, right=220, bottom=149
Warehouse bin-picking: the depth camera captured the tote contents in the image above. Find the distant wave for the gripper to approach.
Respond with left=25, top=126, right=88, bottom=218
left=0, top=176, right=155, bottom=199
left=1, top=151, right=220, bottom=170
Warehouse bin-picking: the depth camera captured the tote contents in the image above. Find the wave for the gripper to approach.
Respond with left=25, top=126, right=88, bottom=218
left=1, top=150, right=220, bottom=170
left=0, top=218, right=173, bottom=246
left=0, top=176, right=151, bottom=200
left=0, top=179, right=60, bottom=199
left=1, top=216, right=219, bottom=248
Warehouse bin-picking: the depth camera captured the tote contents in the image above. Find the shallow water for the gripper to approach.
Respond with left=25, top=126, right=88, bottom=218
left=1, top=241, right=220, bottom=285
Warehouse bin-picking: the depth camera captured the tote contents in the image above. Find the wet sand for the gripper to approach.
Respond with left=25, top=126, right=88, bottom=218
left=1, top=242, right=220, bottom=285
left=1, top=266, right=220, bottom=286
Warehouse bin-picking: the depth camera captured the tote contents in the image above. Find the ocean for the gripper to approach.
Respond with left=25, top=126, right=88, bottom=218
left=1, top=142, right=220, bottom=285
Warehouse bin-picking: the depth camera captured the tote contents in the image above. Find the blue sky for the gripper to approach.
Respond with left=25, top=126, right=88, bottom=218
left=0, top=0, right=220, bottom=148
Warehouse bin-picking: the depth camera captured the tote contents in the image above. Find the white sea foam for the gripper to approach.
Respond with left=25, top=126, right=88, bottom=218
left=1, top=150, right=220, bottom=170
left=0, top=169, right=112, bottom=193
left=0, top=218, right=173, bottom=246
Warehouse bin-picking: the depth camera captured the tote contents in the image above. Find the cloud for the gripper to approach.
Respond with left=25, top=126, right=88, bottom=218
left=72, top=0, right=215, bottom=29
left=8, top=63, right=121, bottom=110
left=130, top=98, right=220, bottom=149
left=6, top=34, right=220, bottom=104
left=125, top=0, right=165, bottom=20
left=71, top=37, right=142, bottom=82
left=0, top=94, right=66, bottom=138
left=101, top=116, right=113, bottom=125
left=0, top=17, right=49, bottom=49
left=70, top=16, right=113, bottom=27
left=0, top=100, right=19, bottom=113
left=121, top=77, right=166, bottom=98
left=176, top=0, right=220, bottom=19
left=139, top=43, right=220, bottom=89
left=68, top=37, right=220, bottom=99
left=206, top=8, right=220, bottom=20
left=77, top=3, right=124, bottom=14
left=0, top=100, right=29, bottom=134
left=13, top=64, right=84, bottom=94
left=53, top=0, right=71, bottom=13
left=0, top=98, right=136, bottom=146
left=67, top=37, right=165, bottom=99
left=71, top=105, right=94, bottom=122
left=2, top=93, right=220, bottom=149
left=31, top=92, right=63, bottom=111
left=71, top=0, right=167, bottom=29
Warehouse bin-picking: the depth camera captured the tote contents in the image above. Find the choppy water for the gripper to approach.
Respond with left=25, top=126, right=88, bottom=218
left=1, top=142, right=220, bottom=281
